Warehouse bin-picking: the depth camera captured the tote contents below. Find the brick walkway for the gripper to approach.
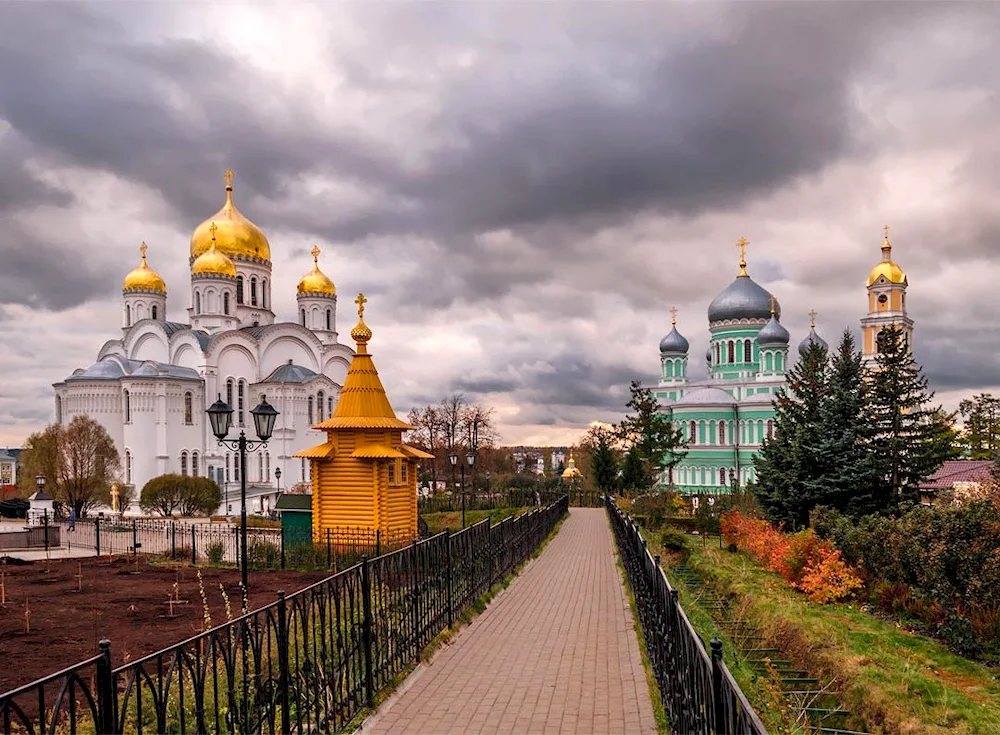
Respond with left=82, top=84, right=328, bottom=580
left=362, top=508, right=657, bottom=734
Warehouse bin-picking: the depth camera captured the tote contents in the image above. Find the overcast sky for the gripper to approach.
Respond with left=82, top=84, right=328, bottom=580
left=1, top=2, right=999, bottom=448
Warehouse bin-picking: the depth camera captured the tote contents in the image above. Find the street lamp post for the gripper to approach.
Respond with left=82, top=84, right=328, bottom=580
left=449, top=450, right=462, bottom=527
left=465, top=451, right=476, bottom=527
left=275, top=466, right=282, bottom=492
left=34, top=475, right=46, bottom=532
left=207, top=394, right=279, bottom=591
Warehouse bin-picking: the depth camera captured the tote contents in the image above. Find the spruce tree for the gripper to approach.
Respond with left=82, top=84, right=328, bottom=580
left=814, top=331, right=878, bottom=516
left=588, top=425, right=619, bottom=495
left=618, top=380, right=686, bottom=489
left=866, top=326, right=959, bottom=509
left=754, top=341, right=828, bottom=526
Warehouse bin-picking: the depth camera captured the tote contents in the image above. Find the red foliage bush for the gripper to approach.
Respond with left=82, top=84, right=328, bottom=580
left=721, top=510, right=862, bottom=603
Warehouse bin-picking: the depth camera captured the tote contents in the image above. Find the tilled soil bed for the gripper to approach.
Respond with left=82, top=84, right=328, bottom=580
left=0, top=555, right=329, bottom=692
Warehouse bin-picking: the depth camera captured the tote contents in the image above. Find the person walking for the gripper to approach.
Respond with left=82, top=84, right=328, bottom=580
left=68, top=506, right=76, bottom=531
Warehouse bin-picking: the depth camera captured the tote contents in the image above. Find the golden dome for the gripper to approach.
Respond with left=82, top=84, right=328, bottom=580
left=190, top=169, right=271, bottom=262
left=297, top=245, right=336, bottom=296
left=866, top=226, right=907, bottom=287
left=123, top=242, right=167, bottom=293
left=561, top=451, right=583, bottom=479
left=350, top=293, right=373, bottom=348
left=191, top=223, right=237, bottom=278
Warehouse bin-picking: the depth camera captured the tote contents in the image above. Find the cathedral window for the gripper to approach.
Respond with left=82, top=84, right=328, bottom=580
left=250, top=277, right=258, bottom=306
left=192, top=451, right=199, bottom=477
left=265, top=452, right=270, bottom=481
left=226, top=379, right=234, bottom=416
left=317, top=391, right=325, bottom=422
left=688, top=420, right=697, bottom=444
left=152, top=305, right=158, bottom=320
left=181, top=451, right=188, bottom=476
left=766, top=419, right=775, bottom=440
left=184, top=392, right=193, bottom=424
left=237, top=276, right=244, bottom=304
left=744, top=340, right=751, bottom=363
left=234, top=452, right=240, bottom=483
left=719, top=468, right=727, bottom=486
left=195, top=292, right=201, bottom=314
left=124, top=390, right=131, bottom=423
left=258, top=453, right=264, bottom=482
left=262, top=279, right=268, bottom=309
left=727, top=340, right=735, bottom=363
left=326, top=309, right=332, bottom=330
left=224, top=292, right=231, bottom=315
left=300, top=309, right=306, bottom=327
left=328, top=396, right=333, bottom=417
left=238, top=380, right=246, bottom=427
left=125, top=304, right=131, bottom=326
left=308, top=396, right=314, bottom=424
left=56, top=396, right=62, bottom=424
left=225, top=454, right=231, bottom=483
left=718, top=421, right=725, bottom=445
left=125, top=450, right=132, bottom=484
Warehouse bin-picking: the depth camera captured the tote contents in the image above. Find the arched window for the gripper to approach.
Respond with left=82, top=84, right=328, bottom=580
left=184, top=392, right=193, bottom=424
left=56, top=395, right=62, bottom=424
left=124, top=390, right=131, bottom=423
left=766, top=419, right=775, bottom=440
left=308, top=396, right=314, bottom=424
left=744, top=340, right=752, bottom=363
left=195, top=291, right=202, bottom=314
left=262, top=279, right=268, bottom=309
left=719, top=468, right=727, bottom=486
left=237, top=276, right=244, bottom=304
left=258, top=453, right=264, bottom=482
left=125, top=450, right=133, bottom=484
left=727, top=340, right=735, bottom=363
left=181, top=451, right=188, bottom=476
left=192, top=451, right=199, bottom=477
left=265, top=452, right=270, bottom=481
left=225, top=454, right=231, bottom=483
left=688, top=420, right=697, bottom=444
left=328, top=396, right=333, bottom=417
left=317, top=390, right=325, bottom=422
left=125, top=304, right=131, bottom=326
left=238, top=380, right=246, bottom=427
left=250, top=277, right=258, bottom=306
left=151, top=305, right=158, bottom=320
left=325, top=309, right=332, bottom=330
left=301, top=309, right=306, bottom=327
left=223, top=291, right=231, bottom=315
left=234, top=451, right=240, bottom=483
left=226, top=379, right=234, bottom=416
left=718, top=421, right=725, bottom=445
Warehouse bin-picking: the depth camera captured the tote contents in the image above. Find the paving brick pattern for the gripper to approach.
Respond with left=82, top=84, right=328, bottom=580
left=363, top=508, right=657, bottom=734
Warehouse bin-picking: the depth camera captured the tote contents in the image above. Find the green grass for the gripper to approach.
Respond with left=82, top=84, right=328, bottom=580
left=421, top=507, right=528, bottom=535
left=682, top=538, right=1000, bottom=735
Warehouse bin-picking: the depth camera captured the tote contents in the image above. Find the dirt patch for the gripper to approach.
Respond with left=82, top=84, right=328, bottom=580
left=0, top=556, right=329, bottom=692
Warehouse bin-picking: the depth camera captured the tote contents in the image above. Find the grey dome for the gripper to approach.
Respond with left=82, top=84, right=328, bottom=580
left=708, top=276, right=779, bottom=324
left=676, top=387, right=737, bottom=406
left=659, top=326, right=689, bottom=354
left=798, top=327, right=828, bottom=356
left=757, top=315, right=790, bottom=346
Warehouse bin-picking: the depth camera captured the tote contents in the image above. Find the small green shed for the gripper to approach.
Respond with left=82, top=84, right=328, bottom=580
left=275, top=493, right=313, bottom=545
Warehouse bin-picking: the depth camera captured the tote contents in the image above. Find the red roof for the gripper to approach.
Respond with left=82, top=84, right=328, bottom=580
left=920, top=460, right=994, bottom=490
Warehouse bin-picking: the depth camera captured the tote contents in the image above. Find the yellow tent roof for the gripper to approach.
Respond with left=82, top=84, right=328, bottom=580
left=400, top=444, right=435, bottom=460
left=293, top=442, right=336, bottom=459
left=351, top=444, right=407, bottom=459
left=313, top=352, right=412, bottom=431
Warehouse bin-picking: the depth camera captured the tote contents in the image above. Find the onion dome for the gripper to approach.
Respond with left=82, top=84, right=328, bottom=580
left=659, top=307, right=689, bottom=354
left=561, top=451, right=583, bottom=479
left=297, top=245, right=337, bottom=296
left=866, top=225, right=907, bottom=287
left=757, top=298, right=789, bottom=346
left=707, top=237, right=779, bottom=324
left=191, top=223, right=237, bottom=278
left=190, top=169, right=270, bottom=262
left=123, top=242, right=167, bottom=293
left=676, top=387, right=736, bottom=405
left=798, top=311, right=828, bottom=355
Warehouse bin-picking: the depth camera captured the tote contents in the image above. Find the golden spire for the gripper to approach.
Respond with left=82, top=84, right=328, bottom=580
left=735, top=237, right=749, bottom=277
left=770, top=295, right=777, bottom=316
left=350, top=292, right=373, bottom=351
left=669, top=306, right=678, bottom=326
left=808, top=309, right=817, bottom=328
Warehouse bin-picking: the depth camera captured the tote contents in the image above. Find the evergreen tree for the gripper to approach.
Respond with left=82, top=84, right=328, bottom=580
left=866, top=326, right=959, bottom=509
left=617, top=380, right=686, bottom=490
left=587, top=425, right=619, bottom=495
left=814, top=331, right=879, bottom=516
left=754, top=341, right=828, bottom=526
left=619, top=449, right=647, bottom=496
left=957, top=393, right=1000, bottom=459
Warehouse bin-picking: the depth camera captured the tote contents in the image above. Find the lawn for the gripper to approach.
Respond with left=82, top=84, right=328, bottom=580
left=676, top=536, right=1000, bottom=735
left=421, top=507, right=528, bottom=535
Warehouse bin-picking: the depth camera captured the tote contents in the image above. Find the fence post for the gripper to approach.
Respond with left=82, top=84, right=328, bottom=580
left=711, top=638, right=725, bottom=733
left=376, top=529, right=381, bottom=558
left=361, top=555, right=375, bottom=708
left=171, top=521, right=177, bottom=560
left=411, top=540, right=420, bottom=659
left=326, top=528, right=331, bottom=569
left=95, top=638, right=116, bottom=734
left=191, top=525, right=197, bottom=565
left=445, top=530, right=453, bottom=628
left=234, top=525, right=239, bottom=571
left=276, top=590, right=291, bottom=729
left=132, top=519, right=138, bottom=555
left=280, top=525, right=286, bottom=570
left=95, top=516, right=101, bottom=557
left=486, top=516, right=494, bottom=588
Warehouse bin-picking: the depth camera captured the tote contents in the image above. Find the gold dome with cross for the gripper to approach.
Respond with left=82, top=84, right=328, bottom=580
left=190, top=169, right=271, bottom=263
left=123, top=242, right=167, bottom=293
left=297, top=245, right=337, bottom=296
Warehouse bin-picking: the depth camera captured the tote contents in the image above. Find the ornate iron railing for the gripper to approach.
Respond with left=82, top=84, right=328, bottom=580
left=605, top=496, right=767, bottom=735
left=0, top=495, right=568, bottom=734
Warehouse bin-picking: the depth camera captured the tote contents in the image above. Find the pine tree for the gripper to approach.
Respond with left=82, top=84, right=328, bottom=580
left=754, top=341, right=828, bottom=526
left=619, top=449, right=646, bottom=496
left=866, top=326, right=960, bottom=509
left=587, top=425, right=619, bottom=495
left=617, top=380, right=687, bottom=490
left=814, top=331, right=879, bottom=516
left=957, top=393, right=1000, bottom=459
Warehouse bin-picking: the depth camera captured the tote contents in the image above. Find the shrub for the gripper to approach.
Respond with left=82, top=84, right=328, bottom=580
left=247, top=539, right=280, bottom=569
left=659, top=528, right=688, bottom=552
left=206, top=542, right=225, bottom=565
left=939, top=613, right=983, bottom=658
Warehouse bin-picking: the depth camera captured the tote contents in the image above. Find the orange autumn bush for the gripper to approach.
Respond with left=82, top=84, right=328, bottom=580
left=721, top=510, right=862, bottom=603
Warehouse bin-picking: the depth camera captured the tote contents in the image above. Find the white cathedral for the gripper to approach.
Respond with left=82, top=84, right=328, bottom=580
left=53, top=171, right=355, bottom=513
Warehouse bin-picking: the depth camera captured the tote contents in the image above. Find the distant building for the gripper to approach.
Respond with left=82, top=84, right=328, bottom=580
left=919, top=460, right=995, bottom=505
left=0, top=448, right=19, bottom=497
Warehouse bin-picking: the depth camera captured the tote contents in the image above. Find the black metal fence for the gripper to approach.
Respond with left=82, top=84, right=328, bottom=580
left=0, top=495, right=568, bottom=734
left=606, top=496, right=767, bottom=735
left=418, top=487, right=600, bottom=514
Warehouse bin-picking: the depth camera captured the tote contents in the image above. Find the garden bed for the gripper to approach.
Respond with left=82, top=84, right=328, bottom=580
left=0, top=556, right=328, bottom=692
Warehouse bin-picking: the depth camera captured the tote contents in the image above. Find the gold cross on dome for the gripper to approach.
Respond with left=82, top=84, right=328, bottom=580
left=669, top=306, right=678, bottom=325
left=769, top=295, right=777, bottom=315
left=735, top=237, right=749, bottom=275
left=139, top=241, right=148, bottom=260
left=209, top=221, right=218, bottom=242
left=883, top=224, right=890, bottom=241
left=311, top=245, right=320, bottom=263
left=808, top=309, right=818, bottom=328
left=224, top=169, right=234, bottom=188
left=355, top=292, right=367, bottom=318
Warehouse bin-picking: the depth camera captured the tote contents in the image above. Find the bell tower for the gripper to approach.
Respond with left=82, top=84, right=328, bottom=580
left=861, top=226, right=913, bottom=362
